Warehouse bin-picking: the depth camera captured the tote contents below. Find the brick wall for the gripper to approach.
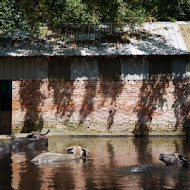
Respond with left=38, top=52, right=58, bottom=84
left=12, top=79, right=189, bottom=135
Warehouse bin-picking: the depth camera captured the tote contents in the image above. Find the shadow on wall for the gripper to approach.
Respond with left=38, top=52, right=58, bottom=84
left=18, top=78, right=124, bottom=132
left=19, top=81, right=45, bottom=132
left=99, top=80, right=124, bottom=131
left=173, top=81, right=190, bottom=136
left=79, top=57, right=124, bottom=131
left=107, top=108, right=116, bottom=131
left=98, top=57, right=124, bottom=131
left=134, top=76, right=170, bottom=136
left=48, top=80, right=75, bottom=121
left=79, top=80, right=124, bottom=131
left=79, top=81, right=97, bottom=124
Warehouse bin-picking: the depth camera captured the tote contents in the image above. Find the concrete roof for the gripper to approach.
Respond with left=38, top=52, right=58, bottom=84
left=0, top=22, right=189, bottom=56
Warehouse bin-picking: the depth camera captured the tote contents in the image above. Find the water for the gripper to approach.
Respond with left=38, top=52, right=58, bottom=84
left=1, top=136, right=190, bottom=190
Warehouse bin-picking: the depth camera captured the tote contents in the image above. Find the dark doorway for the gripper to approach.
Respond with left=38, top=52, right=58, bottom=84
left=0, top=80, right=12, bottom=134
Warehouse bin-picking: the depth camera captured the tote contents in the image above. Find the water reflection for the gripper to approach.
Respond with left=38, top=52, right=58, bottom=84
left=0, top=137, right=190, bottom=189
left=0, top=151, right=12, bottom=189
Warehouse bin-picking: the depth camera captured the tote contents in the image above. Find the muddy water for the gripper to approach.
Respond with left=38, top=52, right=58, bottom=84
left=1, top=136, right=190, bottom=190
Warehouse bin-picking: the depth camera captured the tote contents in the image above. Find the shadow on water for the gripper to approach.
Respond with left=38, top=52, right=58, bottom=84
left=133, top=137, right=153, bottom=164
left=0, top=152, right=12, bottom=189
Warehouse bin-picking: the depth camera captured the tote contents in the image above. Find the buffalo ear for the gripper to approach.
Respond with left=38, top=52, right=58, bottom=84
left=178, top=154, right=189, bottom=166
left=65, top=146, right=74, bottom=154
left=178, top=154, right=187, bottom=160
left=82, top=148, right=90, bottom=156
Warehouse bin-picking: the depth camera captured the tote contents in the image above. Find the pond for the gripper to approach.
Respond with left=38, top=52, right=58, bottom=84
left=1, top=136, right=190, bottom=190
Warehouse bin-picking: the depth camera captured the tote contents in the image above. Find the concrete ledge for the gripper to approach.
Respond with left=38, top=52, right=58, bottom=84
left=0, top=128, right=184, bottom=140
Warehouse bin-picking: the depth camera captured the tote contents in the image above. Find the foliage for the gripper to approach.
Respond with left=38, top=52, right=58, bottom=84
left=138, top=0, right=190, bottom=21
left=0, top=0, right=29, bottom=31
left=0, top=0, right=190, bottom=33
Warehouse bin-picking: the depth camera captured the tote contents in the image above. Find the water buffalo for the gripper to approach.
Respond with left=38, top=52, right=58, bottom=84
left=10, top=136, right=48, bottom=152
left=31, top=145, right=89, bottom=163
left=26, top=129, right=50, bottom=139
left=0, top=141, right=11, bottom=157
left=159, top=153, right=190, bottom=167
left=0, top=130, right=49, bottom=153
